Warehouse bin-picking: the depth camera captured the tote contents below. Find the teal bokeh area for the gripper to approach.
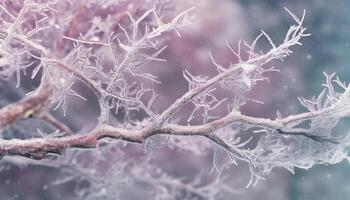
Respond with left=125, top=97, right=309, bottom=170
left=239, top=0, right=350, bottom=199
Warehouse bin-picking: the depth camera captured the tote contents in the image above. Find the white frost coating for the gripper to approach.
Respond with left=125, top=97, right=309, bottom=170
left=0, top=0, right=350, bottom=199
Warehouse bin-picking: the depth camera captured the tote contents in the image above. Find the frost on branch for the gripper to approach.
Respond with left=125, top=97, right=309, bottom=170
left=0, top=0, right=350, bottom=199
left=235, top=72, right=350, bottom=186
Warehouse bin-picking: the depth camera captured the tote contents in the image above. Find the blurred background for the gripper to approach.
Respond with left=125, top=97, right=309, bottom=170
left=239, top=1, right=350, bottom=199
left=1, top=0, right=350, bottom=199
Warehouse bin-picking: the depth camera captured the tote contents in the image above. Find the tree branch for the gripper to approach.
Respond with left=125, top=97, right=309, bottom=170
left=156, top=9, right=310, bottom=127
left=0, top=83, right=52, bottom=131
left=38, top=112, right=74, bottom=135
left=0, top=101, right=342, bottom=160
